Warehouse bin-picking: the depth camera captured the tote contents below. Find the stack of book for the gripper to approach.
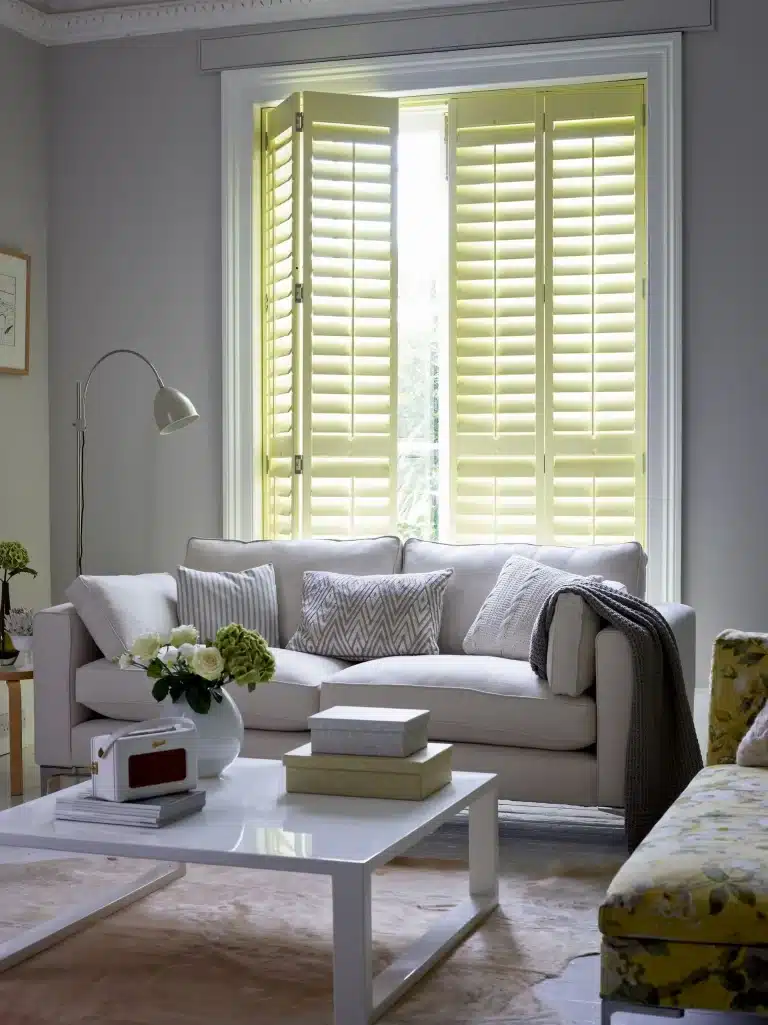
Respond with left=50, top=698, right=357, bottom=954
left=55, top=788, right=206, bottom=827
left=283, top=706, right=452, bottom=800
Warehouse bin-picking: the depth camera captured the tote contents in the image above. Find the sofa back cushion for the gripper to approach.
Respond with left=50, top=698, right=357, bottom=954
left=184, top=536, right=402, bottom=647
left=402, top=539, right=647, bottom=654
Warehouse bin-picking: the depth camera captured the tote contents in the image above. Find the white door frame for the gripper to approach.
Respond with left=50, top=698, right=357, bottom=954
left=221, top=32, right=682, bottom=603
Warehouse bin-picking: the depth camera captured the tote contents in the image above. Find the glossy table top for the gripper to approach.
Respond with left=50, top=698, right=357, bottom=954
left=0, top=758, right=496, bottom=871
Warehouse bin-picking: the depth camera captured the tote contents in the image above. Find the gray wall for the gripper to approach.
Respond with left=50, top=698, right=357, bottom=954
left=47, top=0, right=768, bottom=683
left=0, top=26, right=50, bottom=748
left=48, top=34, right=221, bottom=593
left=0, top=26, right=51, bottom=613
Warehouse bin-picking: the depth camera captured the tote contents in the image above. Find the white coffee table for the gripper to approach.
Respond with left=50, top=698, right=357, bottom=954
left=0, top=757, right=498, bottom=1025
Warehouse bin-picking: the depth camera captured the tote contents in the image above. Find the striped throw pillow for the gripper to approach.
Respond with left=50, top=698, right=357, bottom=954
left=176, top=564, right=279, bottom=646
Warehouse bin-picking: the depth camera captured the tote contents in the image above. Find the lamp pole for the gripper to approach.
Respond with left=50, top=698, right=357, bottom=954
left=73, top=348, right=198, bottom=577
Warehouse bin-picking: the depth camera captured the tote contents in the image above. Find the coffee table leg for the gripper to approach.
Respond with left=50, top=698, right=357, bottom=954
left=332, top=864, right=372, bottom=1025
left=469, top=785, right=499, bottom=900
left=0, top=860, right=185, bottom=972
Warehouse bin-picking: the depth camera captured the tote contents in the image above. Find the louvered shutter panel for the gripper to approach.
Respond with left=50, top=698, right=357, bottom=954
left=448, top=91, right=543, bottom=543
left=544, top=84, right=646, bottom=545
left=263, top=95, right=301, bottom=539
left=300, top=92, right=399, bottom=539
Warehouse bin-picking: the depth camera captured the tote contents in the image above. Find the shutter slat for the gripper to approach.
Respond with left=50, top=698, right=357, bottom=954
left=545, top=84, right=646, bottom=545
left=302, top=92, right=399, bottom=538
left=263, top=98, right=301, bottom=540
left=449, top=90, right=542, bottom=542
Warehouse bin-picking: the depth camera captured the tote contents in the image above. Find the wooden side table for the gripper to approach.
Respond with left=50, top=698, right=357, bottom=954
left=0, top=667, right=33, bottom=798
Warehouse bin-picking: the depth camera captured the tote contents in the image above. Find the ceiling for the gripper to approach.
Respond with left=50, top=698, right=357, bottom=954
left=22, top=0, right=488, bottom=15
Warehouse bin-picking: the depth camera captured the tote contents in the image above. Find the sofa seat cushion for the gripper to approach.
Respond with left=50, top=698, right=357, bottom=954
left=320, top=655, right=596, bottom=750
left=600, top=765, right=768, bottom=945
left=76, top=649, right=350, bottom=731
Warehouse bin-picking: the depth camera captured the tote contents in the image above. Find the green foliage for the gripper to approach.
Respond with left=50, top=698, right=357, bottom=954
left=215, top=623, right=275, bottom=692
left=0, top=541, right=36, bottom=578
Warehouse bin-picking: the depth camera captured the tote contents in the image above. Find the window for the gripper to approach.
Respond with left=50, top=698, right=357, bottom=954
left=261, top=81, right=646, bottom=545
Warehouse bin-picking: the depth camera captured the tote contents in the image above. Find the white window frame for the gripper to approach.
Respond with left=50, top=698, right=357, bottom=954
left=221, top=32, right=682, bottom=603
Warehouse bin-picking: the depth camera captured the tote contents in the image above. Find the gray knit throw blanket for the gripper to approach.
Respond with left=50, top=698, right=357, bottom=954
left=529, top=583, right=702, bottom=851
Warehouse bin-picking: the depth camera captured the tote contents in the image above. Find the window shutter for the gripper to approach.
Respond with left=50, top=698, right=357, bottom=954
left=544, top=84, right=646, bottom=544
left=299, top=92, right=399, bottom=538
left=262, top=95, right=301, bottom=540
left=447, top=90, right=543, bottom=542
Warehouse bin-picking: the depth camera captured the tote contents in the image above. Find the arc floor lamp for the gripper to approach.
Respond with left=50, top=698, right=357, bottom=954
left=74, top=348, right=199, bottom=576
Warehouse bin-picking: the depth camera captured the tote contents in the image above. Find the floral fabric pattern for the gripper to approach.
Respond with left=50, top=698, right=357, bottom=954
left=708, top=630, right=768, bottom=766
left=601, top=936, right=768, bottom=1013
left=600, top=765, right=768, bottom=945
left=599, top=630, right=768, bottom=1017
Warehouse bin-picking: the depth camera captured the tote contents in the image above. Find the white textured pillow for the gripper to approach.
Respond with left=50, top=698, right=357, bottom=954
left=176, top=564, right=279, bottom=646
left=463, top=555, right=601, bottom=660
left=736, top=701, right=768, bottom=767
left=66, top=573, right=178, bottom=660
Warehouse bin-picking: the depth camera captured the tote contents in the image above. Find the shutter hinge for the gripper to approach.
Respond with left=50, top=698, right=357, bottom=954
left=543, top=453, right=546, bottom=474
left=642, top=277, right=647, bottom=301
left=642, top=452, right=646, bottom=475
left=642, top=103, right=647, bottom=128
left=542, top=282, right=546, bottom=304
left=294, top=454, right=304, bottom=475
left=294, top=282, right=304, bottom=304
left=264, top=132, right=269, bottom=150
left=295, top=112, right=304, bottom=133
left=265, top=454, right=271, bottom=474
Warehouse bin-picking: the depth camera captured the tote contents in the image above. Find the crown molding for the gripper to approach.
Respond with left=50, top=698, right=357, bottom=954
left=0, top=0, right=537, bottom=46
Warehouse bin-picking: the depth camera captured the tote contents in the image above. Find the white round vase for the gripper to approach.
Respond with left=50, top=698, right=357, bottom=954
left=175, top=688, right=244, bottom=778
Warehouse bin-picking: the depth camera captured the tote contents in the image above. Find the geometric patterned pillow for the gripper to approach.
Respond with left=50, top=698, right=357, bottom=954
left=286, top=569, right=453, bottom=660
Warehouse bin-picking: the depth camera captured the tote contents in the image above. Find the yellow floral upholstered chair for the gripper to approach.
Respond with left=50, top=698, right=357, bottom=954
left=598, top=630, right=768, bottom=1022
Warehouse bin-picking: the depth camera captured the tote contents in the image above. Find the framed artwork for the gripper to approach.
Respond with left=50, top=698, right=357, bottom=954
left=0, top=248, right=30, bottom=375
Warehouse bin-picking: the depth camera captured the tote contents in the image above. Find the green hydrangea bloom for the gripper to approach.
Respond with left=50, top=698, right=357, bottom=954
left=0, top=541, right=31, bottom=573
left=215, top=623, right=275, bottom=692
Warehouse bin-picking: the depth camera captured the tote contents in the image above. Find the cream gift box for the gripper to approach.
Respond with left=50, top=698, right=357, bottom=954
left=283, top=742, right=452, bottom=800
left=91, top=717, right=198, bottom=802
left=308, top=706, right=430, bottom=757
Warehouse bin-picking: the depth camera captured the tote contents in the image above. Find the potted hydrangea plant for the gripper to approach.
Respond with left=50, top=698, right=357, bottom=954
left=119, top=622, right=275, bottom=776
left=0, top=542, right=37, bottom=667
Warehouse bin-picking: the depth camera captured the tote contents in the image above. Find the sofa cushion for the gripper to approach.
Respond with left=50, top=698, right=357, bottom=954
left=176, top=564, right=279, bottom=646
left=76, top=648, right=349, bottom=730
left=66, top=573, right=178, bottom=661
left=600, top=764, right=768, bottom=945
left=320, top=654, right=596, bottom=750
left=185, top=536, right=402, bottom=647
left=287, top=569, right=453, bottom=659
left=463, top=555, right=601, bottom=659
left=402, top=539, right=646, bottom=654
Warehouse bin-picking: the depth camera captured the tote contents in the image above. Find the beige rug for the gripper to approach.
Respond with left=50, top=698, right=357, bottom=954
left=0, top=847, right=622, bottom=1025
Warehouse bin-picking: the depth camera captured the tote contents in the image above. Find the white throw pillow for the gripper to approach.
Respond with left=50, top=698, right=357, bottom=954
left=736, top=700, right=768, bottom=767
left=462, top=555, right=601, bottom=660
left=66, top=573, right=178, bottom=660
left=176, top=564, right=279, bottom=646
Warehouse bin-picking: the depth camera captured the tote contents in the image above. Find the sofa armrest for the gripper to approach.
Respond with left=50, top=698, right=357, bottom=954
left=33, top=603, right=99, bottom=768
left=595, top=602, right=695, bottom=809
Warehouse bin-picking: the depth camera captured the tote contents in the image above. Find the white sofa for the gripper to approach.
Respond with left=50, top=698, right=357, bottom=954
left=33, top=536, right=695, bottom=809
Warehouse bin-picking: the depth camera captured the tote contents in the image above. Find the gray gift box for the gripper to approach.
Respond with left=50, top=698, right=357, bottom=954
left=308, top=706, right=430, bottom=758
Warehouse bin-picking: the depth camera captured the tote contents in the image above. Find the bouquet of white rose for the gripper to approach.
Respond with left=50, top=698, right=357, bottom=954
left=119, top=623, right=275, bottom=715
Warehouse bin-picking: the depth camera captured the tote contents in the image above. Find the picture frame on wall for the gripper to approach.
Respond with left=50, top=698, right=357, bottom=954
left=0, top=248, right=31, bottom=375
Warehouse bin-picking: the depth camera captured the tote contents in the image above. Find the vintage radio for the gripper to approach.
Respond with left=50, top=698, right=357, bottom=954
left=90, top=717, right=198, bottom=802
